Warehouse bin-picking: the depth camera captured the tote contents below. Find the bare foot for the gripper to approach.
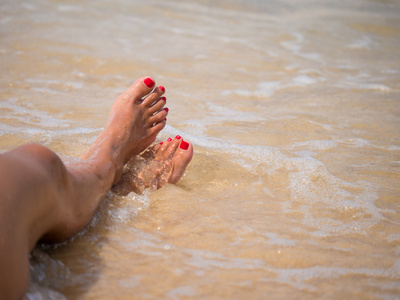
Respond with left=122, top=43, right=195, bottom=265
left=0, top=78, right=169, bottom=299
left=80, top=77, right=168, bottom=185
left=112, top=135, right=194, bottom=195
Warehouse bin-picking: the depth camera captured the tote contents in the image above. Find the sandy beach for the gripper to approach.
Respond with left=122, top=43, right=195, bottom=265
left=1, top=0, right=400, bottom=298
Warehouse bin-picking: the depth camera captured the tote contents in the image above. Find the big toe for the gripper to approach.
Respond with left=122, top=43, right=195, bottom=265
left=122, top=76, right=156, bottom=102
left=169, top=140, right=193, bottom=184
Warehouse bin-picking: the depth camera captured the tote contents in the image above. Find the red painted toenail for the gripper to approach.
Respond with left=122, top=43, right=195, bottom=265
left=144, top=77, right=155, bottom=88
left=159, top=86, right=165, bottom=92
left=176, top=135, right=181, bottom=140
left=164, top=118, right=167, bottom=121
left=164, top=107, right=169, bottom=112
left=161, top=97, right=166, bottom=102
left=160, top=142, right=163, bottom=145
left=180, top=141, right=189, bottom=150
left=167, top=138, right=172, bottom=142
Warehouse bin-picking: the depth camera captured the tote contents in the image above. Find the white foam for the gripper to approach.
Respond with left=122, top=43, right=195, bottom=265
left=281, top=33, right=303, bottom=53
left=349, top=35, right=372, bottom=49
left=25, top=78, right=84, bottom=90
left=280, top=32, right=322, bottom=62
left=263, top=233, right=296, bottom=246
left=336, top=72, right=393, bottom=92
left=359, top=83, right=391, bottom=92
left=222, top=75, right=324, bottom=99
left=256, top=81, right=281, bottom=97
left=163, top=125, right=381, bottom=236
left=0, top=123, right=101, bottom=139
left=222, top=81, right=281, bottom=98
left=291, top=140, right=337, bottom=151
left=183, top=248, right=267, bottom=272
left=291, top=75, right=317, bottom=85
left=57, top=4, right=83, bottom=12
left=167, top=286, right=197, bottom=299
left=26, top=249, right=70, bottom=300
left=269, top=264, right=400, bottom=292
left=286, top=156, right=380, bottom=235
left=105, top=191, right=150, bottom=226
left=388, top=234, right=400, bottom=243
left=178, top=103, right=266, bottom=137
left=0, top=98, right=70, bottom=128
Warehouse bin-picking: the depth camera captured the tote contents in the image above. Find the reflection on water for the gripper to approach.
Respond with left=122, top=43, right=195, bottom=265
left=1, top=0, right=400, bottom=298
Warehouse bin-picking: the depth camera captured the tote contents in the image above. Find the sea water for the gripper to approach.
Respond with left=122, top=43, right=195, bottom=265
left=1, top=0, right=400, bottom=299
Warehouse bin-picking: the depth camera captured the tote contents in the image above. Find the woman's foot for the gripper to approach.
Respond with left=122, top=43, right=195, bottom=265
left=80, top=77, right=168, bottom=185
left=112, top=136, right=194, bottom=195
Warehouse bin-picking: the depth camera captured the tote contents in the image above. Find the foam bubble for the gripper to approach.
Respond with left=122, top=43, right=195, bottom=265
left=359, top=84, right=391, bottom=92
left=291, top=75, right=317, bottom=85
left=291, top=140, right=337, bottom=151
left=26, top=249, right=70, bottom=300
left=105, top=191, right=150, bottom=225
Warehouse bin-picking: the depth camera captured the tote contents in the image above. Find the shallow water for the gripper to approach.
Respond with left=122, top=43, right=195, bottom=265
left=1, top=0, right=400, bottom=298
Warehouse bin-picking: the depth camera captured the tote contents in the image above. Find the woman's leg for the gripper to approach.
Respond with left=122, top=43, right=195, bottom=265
left=0, top=76, right=170, bottom=299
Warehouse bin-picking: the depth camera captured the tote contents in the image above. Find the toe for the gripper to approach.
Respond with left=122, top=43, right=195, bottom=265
left=149, top=97, right=166, bottom=115
left=155, top=137, right=172, bottom=158
left=169, top=140, right=193, bottom=184
left=148, top=120, right=167, bottom=138
left=163, top=135, right=182, bottom=159
left=149, top=108, right=168, bottom=125
left=142, top=86, right=165, bottom=107
left=153, top=141, right=163, bottom=151
left=122, top=76, right=157, bottom=102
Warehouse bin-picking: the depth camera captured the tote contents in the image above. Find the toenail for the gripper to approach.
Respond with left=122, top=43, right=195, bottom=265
left=167, top=138, right=172, bottom=142
left=176, top=135, right=181, bottom=140
left=164, top=107, right=169, bottom=112
left=180, top=141, right=189, bottom=150
left=159, top=86, right=165, bottom=92
left=160, top=142, right=163, bottom=145
left=164, top=118, right=167, bottom=121
left=144, top=77, right=155, bottom=88
left=161, top=97, right=166, bottom=102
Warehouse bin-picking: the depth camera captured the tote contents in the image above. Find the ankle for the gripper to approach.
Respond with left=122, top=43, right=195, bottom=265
left=79, top=144, right=122, bottom=189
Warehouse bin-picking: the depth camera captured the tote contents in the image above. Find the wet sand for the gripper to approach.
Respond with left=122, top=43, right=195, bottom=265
left=1, top=0, right=400, bottom=299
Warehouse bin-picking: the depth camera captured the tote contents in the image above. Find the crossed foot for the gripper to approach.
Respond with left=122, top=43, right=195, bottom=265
left=80, top=76, right=193, bottom=193
left=113, top=135, right=193, bottom=195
